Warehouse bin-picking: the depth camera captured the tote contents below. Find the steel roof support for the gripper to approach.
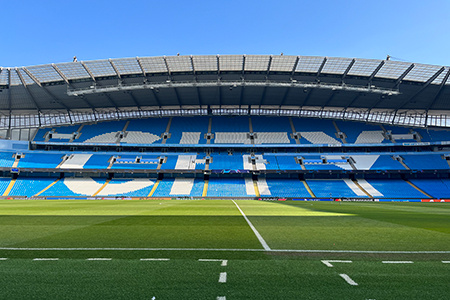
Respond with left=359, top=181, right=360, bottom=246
left=217, top=55, right=220, bottom=75
left=127, top=91, right=142, bottom=109
left=67, top=110, right=73, bottom=124
left=16, top=68, right=41, bottom=117
left=150, top=88, right=162, bottom=107
left=242, top=55, right=246, bottom=78
left=322, top=90, right=337, bottom=108
left=368, top=61, right=385, bottom=85
left=260, top=56, right=273, bottom=106
left=173, top=87, right=182, bottom=107
left=341, top=59, right=355, bottom=83
left=279, top=87, right=291, bottom=107
left=163, top=56, right=171, bottom=78
left=22, top=67, right=42, bottom=87
left=266, top=55, right=272, bottom=77
left=291, top=56, right=300, bottom=78
left=316, top=57, right=327, bottom=79
left=301, top=89, right=314, bottom=107
left=426, top=68, right=450, bottom=111
left=190, top=56, right=202, bottom=105
left=393, top=63, right=415, bottom=89
left=7, top=69, right=11, bottom=133
left=239, top=85, right=244, bottom=107
left=136, top=57, right=147, bottom=78
left=109, top=59, right=121, bottom=80
left=52, top=64, right=70, bottom=84
left=395, top=67, right=445, bottom=110
left=217, top=85, right=222, bottom=106
left=80, top=62, right=97, bottom=82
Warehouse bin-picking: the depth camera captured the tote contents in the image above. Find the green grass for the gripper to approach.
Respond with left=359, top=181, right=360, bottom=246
left=0, top=199, right=448, bottom=299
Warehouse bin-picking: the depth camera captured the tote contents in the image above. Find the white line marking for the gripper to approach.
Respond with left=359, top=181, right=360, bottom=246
left=382, top=261, right=413, bottom=264
left=86, top=258, right=112, bottom=261
left=219, top=272, right=227, bottom=283
left=33, top=258, right=59, bottom=261
left=0, top=247, right=447, bottom=254
left=339, top=273, right=358, bottom=286
left=321, top=260, right=352, bottom=267
left=140, top=258, right=170, bottom=261
left=232, top=200, right=271, bottom=251
left=0, top=258, right=8, bottom=261
left=217, top=297, right=226, bottom=300
left=198, top=259, right=228, bottom=266
left=442, top=261, right=450, bottom=263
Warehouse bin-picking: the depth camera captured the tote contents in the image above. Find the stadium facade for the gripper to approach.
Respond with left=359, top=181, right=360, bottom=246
left=0, top=55, right=449, bottom=200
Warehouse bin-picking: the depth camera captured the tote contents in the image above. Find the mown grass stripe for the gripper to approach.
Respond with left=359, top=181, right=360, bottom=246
left=0, top=247, right=448, bottom=253
left=232, top=200, right=271, bottom=251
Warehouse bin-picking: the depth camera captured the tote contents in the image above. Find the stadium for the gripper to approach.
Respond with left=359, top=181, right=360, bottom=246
left=0, top=54, right=449, bottom=299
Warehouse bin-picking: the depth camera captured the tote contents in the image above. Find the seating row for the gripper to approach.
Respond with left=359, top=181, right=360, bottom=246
left=0, top=177, right=444, bottom=199
left=33, top=117, right=450, bottom=145
left=5, top=151, right=450, bottom=171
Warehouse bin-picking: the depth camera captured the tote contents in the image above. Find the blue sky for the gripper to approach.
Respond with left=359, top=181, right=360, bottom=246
left=1, top=0, right=449, bottom=67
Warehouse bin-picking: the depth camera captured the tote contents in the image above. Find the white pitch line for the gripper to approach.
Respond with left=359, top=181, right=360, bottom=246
left=218, top=272, right=227, bottom=283
left=232, top=200, right=271, bottom=251
left=217, top=297, right=226, bottom=300
left=140, top=258, right=170, bottom=261
left=86, top=258, right=112, bottom=261
left=0, top=247, right=448, bottom=254
left=442, top=261, right=450, bottom=263
left=33, top=258, right=59, bottom=261
left=0, top=258, right=8, bottom=261
left=321, top=260, right=353, bottom=267
left=198, top=259, right=228, bottom=266
left=339, top=273, right=358, bottom=286
left=382, top=261, right=413, bottom=264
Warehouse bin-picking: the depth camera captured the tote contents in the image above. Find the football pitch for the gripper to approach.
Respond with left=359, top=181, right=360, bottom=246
left=0, top=199, right=448, bottom=299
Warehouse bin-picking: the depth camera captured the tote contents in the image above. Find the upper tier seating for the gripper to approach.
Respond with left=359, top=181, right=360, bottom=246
left=78, top=121, right=126, bottom=143
left=31, top=117, right=450, bottom=145
left=166, top=117, right=209, bottom=144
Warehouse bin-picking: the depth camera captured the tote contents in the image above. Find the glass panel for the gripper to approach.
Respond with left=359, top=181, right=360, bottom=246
left=321, top=57, right=353, bottom=75
left=83, top=60, right=117, bottom=77
left=26, top=65, right=63, bottom=83
left=348, top=59, right=382, bottom=76
left=244, top=55, right=270, bottom=71
left=403, top=63, right=442, bottom=83
left=375, top=61, right=412, bottom=79
left=139, top=57, right=168, bottom=73
left=219, top=55, right=244, bottom=71
left=112, top=58, right=142, bottom=75
left=192, top=55, right=217, bottom=71
left=270, top=55, right=297, bottom=72
left=56, top=62, right=91, bottom=80
left=165, top=56, right=192, bottom=72
left=296, top=56, right=325, bottom=73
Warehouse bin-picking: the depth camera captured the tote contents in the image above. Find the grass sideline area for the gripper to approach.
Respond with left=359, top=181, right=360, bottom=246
left=0, top=199, right=448, bottom=299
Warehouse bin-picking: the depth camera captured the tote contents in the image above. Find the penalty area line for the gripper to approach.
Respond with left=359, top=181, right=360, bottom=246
left=232, top=200, right=271, bottom=251
left=339, top=273, right=358, bottom=286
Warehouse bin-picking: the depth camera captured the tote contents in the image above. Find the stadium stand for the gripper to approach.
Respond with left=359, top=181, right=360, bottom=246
left=207, top=178, right=248, bottom=197
left=3, top=54, right=450, bottom=200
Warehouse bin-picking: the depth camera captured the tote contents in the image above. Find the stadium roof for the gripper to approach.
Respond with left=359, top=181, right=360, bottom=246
left=1, top=55, right=450, bottom=129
